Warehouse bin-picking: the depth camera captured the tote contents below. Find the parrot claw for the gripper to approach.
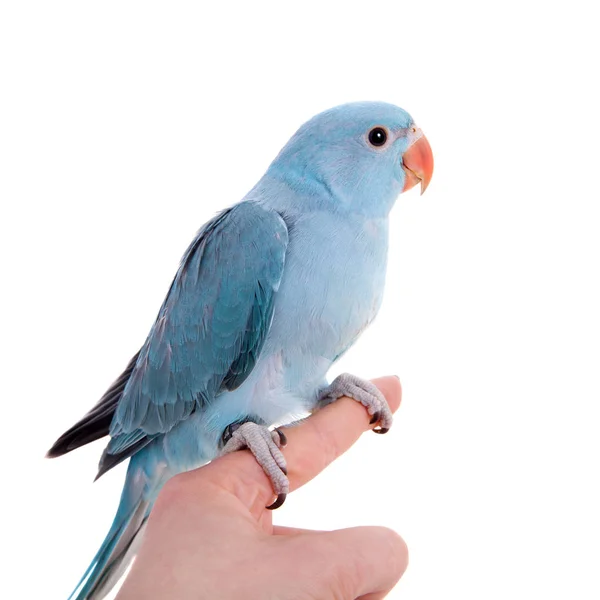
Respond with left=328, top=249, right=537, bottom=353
left=221, top=421, right=289, bottom=509
left=318, top=373, right=393, bottom=433
left=266, top=493, right=287, bottom=510
left=373, top=426, right=389, bottom=434
left=274, top=427, right=288, bottom=447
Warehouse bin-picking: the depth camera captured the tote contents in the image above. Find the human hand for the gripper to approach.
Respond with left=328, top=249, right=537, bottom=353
left=117, top=376, right=406, bottom=600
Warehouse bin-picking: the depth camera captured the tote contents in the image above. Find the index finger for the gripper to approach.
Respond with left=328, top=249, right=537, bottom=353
left=207, top=376, right=402, bottom=512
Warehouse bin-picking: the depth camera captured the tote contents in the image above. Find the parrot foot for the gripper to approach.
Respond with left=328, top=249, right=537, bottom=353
left=318, top=373, right=393, bottom=434
left=221, top=422, right=289, bottom=510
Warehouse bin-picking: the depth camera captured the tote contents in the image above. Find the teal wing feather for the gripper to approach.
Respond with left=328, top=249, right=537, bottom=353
left=99, top=202, right=288, bottom=475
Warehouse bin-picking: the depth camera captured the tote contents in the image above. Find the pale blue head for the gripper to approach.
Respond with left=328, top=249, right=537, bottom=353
left=267, top=102, right=433, bottom=217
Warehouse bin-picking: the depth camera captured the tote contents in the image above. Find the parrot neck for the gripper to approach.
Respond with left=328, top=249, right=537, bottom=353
left=257, top=168, right=397, bottom=219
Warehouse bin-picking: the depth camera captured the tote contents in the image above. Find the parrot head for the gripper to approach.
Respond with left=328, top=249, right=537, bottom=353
left=267, top=101, right=433, bottom=216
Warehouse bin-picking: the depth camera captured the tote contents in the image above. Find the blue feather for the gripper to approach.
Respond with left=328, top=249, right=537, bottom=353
left=103, top=202, right=288, bottom=467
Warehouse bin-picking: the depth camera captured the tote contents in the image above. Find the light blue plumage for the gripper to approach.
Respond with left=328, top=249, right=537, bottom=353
left=48, top=101, right=433, bottom=600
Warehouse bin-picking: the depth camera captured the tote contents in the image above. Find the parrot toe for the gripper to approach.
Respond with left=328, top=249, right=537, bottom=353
left=318, top=373, right=394, bottom=433
left=221, top=421, right=289, bottom=509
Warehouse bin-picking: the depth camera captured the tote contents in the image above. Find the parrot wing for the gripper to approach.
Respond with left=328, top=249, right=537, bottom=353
left=50, top=202, right=289, bottom=476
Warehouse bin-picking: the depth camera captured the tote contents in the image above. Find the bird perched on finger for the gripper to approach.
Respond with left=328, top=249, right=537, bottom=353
left=47, top=101, right=433, bottom=600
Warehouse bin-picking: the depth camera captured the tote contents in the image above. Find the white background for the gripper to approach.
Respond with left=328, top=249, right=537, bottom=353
left=1, top=1, right=599, bottom=599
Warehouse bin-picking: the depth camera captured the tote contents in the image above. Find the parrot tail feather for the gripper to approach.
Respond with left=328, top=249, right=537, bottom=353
left=47, top=350, right=141, bottom=459
left=69, top=452, right=166, bottom=600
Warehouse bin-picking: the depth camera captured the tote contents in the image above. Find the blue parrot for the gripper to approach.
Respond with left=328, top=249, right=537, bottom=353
left=47, top=101, right=433, bottom=600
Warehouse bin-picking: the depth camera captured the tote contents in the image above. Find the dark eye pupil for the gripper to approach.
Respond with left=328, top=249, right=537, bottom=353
left=368, top=127, right=387, bottom=147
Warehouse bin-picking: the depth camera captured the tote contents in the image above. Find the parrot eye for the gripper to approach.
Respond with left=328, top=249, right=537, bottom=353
left=367, top=127, right=388, bottom=148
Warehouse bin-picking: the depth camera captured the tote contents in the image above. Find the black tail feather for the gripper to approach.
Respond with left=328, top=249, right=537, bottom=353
left=47, top=350, right=141, bottom=458
left=95, top=436, right=153, bottom=480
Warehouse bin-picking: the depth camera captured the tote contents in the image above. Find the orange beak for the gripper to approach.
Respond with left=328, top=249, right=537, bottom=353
left=402, top=134, right=434, bottom=195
